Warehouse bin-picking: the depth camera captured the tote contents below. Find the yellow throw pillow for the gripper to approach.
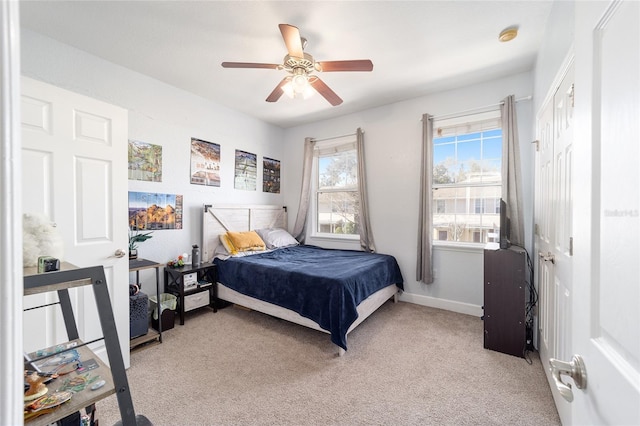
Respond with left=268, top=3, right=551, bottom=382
left=226, top=230, right=266, bottom=252
left=219, top=233, right=238, bottom=255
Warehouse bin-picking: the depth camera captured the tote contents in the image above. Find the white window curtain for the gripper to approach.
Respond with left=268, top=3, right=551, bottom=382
left=292, top=137, right=316, bottom=243
left=501, top=95, right=524, bottom=246
left=417, top=114, right=434, bottom=284
left=356, top=128, right=376, bottom=252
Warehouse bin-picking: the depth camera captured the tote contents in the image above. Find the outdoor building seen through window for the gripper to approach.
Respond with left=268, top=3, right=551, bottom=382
left=316, top=143, right=359, bottom=236
left=432, top=112, right=502, bottom=244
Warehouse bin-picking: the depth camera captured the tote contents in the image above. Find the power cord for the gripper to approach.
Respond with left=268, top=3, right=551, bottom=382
left=514, top=244, right=538, bottom=365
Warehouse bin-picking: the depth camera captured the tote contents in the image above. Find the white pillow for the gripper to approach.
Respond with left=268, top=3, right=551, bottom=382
left=255, top=228, right=299, bottom=249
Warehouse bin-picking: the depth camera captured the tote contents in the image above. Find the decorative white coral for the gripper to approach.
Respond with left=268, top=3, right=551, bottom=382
left=23, top=213, right=64, bottom=267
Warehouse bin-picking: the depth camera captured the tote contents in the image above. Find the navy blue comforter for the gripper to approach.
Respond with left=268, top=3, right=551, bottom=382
left=213, top=245, right=404, bottom=350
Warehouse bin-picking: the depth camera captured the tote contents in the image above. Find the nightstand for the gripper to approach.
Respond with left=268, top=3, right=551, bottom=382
left=164, top=262, right=216, bottom=325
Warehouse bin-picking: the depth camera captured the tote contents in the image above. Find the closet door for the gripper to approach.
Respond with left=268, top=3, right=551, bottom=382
left=535, top=59, right=574, bottom=424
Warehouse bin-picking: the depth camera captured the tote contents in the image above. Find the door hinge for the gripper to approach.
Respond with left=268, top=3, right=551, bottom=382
left=535, top=223, right=539, bottom=236
left=569, top=237, right=573, bottom=256
left=570, top=83, right=575, bottom=108
left=532, top=139, right=540, bottom=152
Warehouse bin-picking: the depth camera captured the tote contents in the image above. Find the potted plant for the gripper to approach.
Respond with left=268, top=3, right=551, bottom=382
left=129, top=229, right=153, bottom=260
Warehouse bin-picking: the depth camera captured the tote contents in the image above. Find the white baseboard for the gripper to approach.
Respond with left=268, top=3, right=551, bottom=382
left=398, top=292, right=483, bottom=317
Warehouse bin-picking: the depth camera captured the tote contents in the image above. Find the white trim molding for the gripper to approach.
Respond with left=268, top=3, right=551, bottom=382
left=399, top=292, right=484, bottom=318
left=0, top=0, right=23, bottom=424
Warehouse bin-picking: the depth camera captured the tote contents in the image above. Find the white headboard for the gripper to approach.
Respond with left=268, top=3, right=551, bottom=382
left=202, top=204, right=288, bottom=261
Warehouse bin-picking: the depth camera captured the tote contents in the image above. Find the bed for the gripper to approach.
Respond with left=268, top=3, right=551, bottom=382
left=202, top=204, right=404, bottom=355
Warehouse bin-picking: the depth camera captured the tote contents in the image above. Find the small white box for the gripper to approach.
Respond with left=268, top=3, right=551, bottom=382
left=184, top=291, right=210, bottom=312
left=183, top=273, right=197, bottom=288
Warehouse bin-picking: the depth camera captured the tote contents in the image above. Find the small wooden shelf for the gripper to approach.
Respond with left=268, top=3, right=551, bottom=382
left=23, top=263, right=142, bottom=425
left=129, top=328, right=160, bottom=350
left=25, top=340, right=115, bottom=426
left=129, top=259, right=164, bottom=350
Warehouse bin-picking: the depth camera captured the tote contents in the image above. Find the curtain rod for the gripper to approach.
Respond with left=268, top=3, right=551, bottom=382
left=430, top=95, right=532, bottom=121
left=311, top=131, right=358, bottom=143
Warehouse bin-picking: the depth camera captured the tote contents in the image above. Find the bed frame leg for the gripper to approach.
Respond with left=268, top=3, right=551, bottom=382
left=337, top=347, right=346, bottom=357
left=393, top=291, right=399, bottom=303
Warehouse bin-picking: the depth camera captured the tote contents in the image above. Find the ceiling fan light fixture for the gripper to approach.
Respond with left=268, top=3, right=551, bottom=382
left=282, top=78, right=314, bottom=100
left=292, top=73, right=309, bottom=94
left=282, top=82, right=294, bottom=98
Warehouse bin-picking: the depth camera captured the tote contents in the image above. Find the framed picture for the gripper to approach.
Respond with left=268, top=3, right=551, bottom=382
left=263, top=157, right=280, bottom=193
left=128, top=140, right=162, bottom=182
left=128, top=191, right=183, bottom=230
left=234, top=150, right=257, bottom=191
left=190, top=138, right=220, bottom=187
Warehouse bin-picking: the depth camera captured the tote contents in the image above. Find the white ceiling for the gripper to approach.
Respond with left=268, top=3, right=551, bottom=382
left=19, top=1, right=553, bottom=128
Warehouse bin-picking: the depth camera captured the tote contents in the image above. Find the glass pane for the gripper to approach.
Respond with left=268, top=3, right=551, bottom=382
left=484, top=135, right=502, bottom=159
left=317, top=191, right=359, bottom=235
left=458, top=139, right=481, bottom=161
left=433, top=128, right=503, bottom=185
left=433, top=185, right=501, bottom=243
left=481, top=159, right=501, bottom=183
left=318, top=150, right=357, bottom=190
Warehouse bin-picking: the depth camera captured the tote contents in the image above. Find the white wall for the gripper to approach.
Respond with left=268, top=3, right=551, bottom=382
left=20, top=29, right=285, bottom=295
left=533, top=0, right=575, bottom=114
left=282, top=72, right=534, bottom=315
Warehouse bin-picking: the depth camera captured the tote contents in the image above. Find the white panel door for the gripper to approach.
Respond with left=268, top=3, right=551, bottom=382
left=536, top=81, right=554, bottom=366
left=571, top=1, right=640, bottom=423
left=21, top=77, right=130, bottom=367
left=535, top=59, right=575, bottom=424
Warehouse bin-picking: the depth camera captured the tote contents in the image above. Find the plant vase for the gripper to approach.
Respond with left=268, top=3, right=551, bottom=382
left=129, top=249, right=138, bottom=260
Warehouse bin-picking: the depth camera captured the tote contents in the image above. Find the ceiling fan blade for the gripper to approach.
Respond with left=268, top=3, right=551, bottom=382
left=266, top=77, right=291, bottom=103
left=309, top=76, right=343, bottom=106
left=279, top=24, right=304, bottom=58
left=316, top=60, right=374, bottom=72
left=221, top=62, right=280, bottom=69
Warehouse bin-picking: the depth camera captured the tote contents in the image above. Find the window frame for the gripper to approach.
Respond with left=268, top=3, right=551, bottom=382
left=431, top=110, right=503, bottom=247
left=310, top=136, right=360, bottom=241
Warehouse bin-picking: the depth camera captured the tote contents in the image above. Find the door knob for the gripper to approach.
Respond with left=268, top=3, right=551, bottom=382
left=538, top=251, right=556, bottom=264
left=114, top=249, right=127, bottom=258
left=549, top=355, right=587, bottom=402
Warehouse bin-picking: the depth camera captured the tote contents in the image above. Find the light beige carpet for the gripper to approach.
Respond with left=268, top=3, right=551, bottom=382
left=97, top=301, right=560, bottom=425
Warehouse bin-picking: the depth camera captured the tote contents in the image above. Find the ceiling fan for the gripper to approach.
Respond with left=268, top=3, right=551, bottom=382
left=221, top=24, right=373, bottom=106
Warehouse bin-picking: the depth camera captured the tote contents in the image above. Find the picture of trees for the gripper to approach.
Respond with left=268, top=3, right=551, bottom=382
left=128, top=140, right=162, bottom=182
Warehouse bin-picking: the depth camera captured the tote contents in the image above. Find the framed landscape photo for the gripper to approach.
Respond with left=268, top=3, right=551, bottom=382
left=128, top=191, right=183, bottom=230
left=234, top=149, right=257, bottom=191
left=190, top=138, right=221, bottom=187
left=128, top=140, right=162, bottom=182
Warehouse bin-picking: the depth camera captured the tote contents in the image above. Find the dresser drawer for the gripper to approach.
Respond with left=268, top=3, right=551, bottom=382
left=184, top=291, right=210, bottom=312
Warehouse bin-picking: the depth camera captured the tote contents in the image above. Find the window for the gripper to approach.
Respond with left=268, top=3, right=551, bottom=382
left=432, top=111, right=502, bottom=244
left=313, top=137, right=359, bottom=237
